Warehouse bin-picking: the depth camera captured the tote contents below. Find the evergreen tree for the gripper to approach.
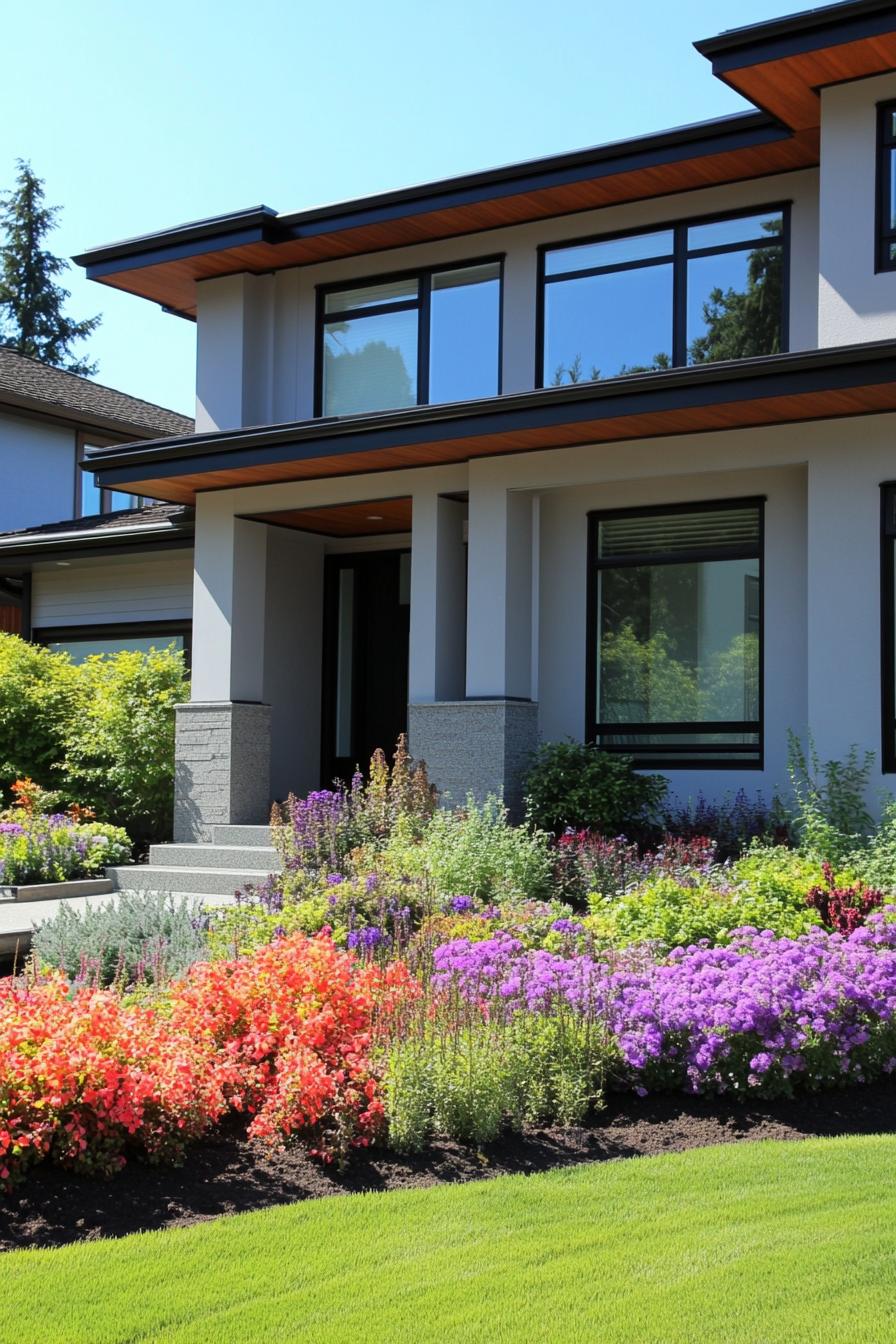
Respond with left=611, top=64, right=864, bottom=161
left=0, top=160, right=100, bottom=376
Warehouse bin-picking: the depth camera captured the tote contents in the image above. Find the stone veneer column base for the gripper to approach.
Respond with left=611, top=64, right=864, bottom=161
left=173, top=702, right=272, bottom=842
left=407, top=700, right=538, bottom=818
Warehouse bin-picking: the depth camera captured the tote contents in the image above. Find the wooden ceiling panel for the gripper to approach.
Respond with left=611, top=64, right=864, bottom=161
left=113, top=379, right=896, bottom=506
left=91, top=130, right=819, bottom=318
left=716, top=33, right=896, bottom=130
left=250, top=497, right=413, bottom=537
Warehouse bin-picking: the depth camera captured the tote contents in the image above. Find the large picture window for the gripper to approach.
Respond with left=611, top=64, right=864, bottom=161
left=877, top=102, right=896, bottom=272
left=540, top=206, right=786, bottom=386
left=587, top=499, right=763, bottom=768
left=317, top=259, right=502, bottom=417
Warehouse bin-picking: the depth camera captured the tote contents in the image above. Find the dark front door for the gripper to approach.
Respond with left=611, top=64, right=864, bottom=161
left=321, top=550, right=410, bottom=785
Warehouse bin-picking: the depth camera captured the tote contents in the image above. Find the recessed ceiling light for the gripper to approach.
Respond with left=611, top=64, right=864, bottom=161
left=56, top=561, right=70, bottom=567
left=366, top=514, right=384, bottom=521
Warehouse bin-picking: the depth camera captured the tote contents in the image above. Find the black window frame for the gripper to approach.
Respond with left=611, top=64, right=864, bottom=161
left=876, top=101, right=896, bottom=273
left=314, top=255, right=504, bottom=418
left=76, top=434, right=143, bottom=517
left=881, top=484, right=896, bottom=772
left=32, top=620, right=192, bottom=668
left=536, top=202, right=790, bottom=388
left=585, top=495, right=765, bottom=771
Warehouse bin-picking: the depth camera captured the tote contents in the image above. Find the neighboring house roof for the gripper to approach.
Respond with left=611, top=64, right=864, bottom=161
left=82, top=340, right=896, bottom=506
left=0, top=346, right=193, bottom=439
left=0, top=503, right=194, bottom=568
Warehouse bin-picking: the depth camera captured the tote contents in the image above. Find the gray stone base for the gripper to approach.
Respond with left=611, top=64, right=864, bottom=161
left=174, top=702, right=272, bottom=842
left=408, top=699, right=538, bottom=818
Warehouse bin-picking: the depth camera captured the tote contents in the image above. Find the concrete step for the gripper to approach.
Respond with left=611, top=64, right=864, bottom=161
left=107, top=865, right=267, bottom=898
left=211, top=824, right=274, bottom=846
left=148, top=843, right=279, bottom=872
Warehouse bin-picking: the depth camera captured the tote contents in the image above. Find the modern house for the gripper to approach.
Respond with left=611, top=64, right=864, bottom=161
left=72, top=0, right=896, bottom=842
left=0, top=347, right=194, bottom=658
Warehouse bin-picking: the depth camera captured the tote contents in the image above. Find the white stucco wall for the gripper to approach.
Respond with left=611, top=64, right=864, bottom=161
left=0, top=412, right=76, bottom=532
left=30, top=549, right=194, bottom=627
left=819, top=71, right=896, bottom=346
left=194, top=168, right=820, bottom=432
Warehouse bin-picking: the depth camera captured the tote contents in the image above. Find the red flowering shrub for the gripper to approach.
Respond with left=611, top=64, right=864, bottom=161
left=0, top=974, right=224, bottom=1184
left=0, top=932, right=419, bottom=1187
left=169, top=933, right=418, bottom=1162
left=806, top=863, right=884, bottom=935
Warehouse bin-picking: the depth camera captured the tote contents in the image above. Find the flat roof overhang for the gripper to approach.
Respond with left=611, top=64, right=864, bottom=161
left=696, top=0, right=896, bottom=130
left=84, top=341, right=896, bottom=505
left=72, top=113, right=818, bottom=319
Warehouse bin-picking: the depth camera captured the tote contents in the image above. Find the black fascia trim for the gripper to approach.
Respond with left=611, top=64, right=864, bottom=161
left=82, top=221, right=280, bottom=281
left=85, top=342, right=896, bottom=488
left=696, top=0, right=896, bottom=72
left=72, top=206, right=278, bottom=269
left=74, top=114, right=797, bottom=279
left=278, top=118, right=792, bottom=243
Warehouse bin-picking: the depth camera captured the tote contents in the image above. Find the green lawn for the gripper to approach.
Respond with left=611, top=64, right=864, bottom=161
left=2, top=1135, right=895, bottom=1343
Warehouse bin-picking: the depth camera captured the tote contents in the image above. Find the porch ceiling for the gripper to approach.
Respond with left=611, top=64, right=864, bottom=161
left=249, top=497, right=413, bottom=537
left=83, top=341, right=896, bottom=505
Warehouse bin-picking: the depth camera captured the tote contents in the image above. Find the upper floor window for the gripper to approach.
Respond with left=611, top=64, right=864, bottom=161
left=541, top=207, right=786, bottom=386
left=317, top=259, right=502, bottom=417
left=877, top=102, right=896, bottom=272
left=77, top=436, right=142, bottom=516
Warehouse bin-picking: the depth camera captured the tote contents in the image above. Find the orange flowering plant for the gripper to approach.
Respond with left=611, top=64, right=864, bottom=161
left=0, top=932, right=419, bottom=1186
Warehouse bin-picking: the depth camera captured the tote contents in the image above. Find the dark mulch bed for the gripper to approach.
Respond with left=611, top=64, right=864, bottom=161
left=3, top=1082, right=895, bottom=1252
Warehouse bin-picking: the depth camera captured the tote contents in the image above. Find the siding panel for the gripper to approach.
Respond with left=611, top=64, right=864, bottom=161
left=31, top=550, right=194, bottom=628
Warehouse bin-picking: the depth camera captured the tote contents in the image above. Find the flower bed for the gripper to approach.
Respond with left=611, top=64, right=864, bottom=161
left=0, top=813, right=130, bottom=886
left=0, top=932, right=416, bottom=1186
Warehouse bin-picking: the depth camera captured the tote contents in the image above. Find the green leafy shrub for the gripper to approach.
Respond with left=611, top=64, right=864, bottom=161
left=0, top=635, right=188, bottom=845
left=845, top=802, right=896, bottom=894
left=382, top=795, right=553, bottom=903
left=384, top=1014, right=606, bottom=1151
left=60, top=646, right=189, bottom=845
left=0, top=634, right=78, bottom=798
left=32, top=889, right=208, bottom=987
left=587, top=873, right=821, bottom=950
left=523, top=740, right=666, bottom=836
left=787, top=731, right=874, bottom=865
left=729, top=843, right=825, bottom=904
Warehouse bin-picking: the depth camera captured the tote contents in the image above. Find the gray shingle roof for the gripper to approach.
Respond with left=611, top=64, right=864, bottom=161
left=0, top=346, right=193, bottom=437
left=0, top=502, right=194, bottom=549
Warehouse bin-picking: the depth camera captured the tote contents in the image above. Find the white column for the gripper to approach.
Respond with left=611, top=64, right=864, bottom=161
left=465, top=471, right=534, bottom=700
left=195, top=274, right=273, bottom=432
left=409, top=490, right=467, bottom=702
left=191, top=500, right=268, bottom=702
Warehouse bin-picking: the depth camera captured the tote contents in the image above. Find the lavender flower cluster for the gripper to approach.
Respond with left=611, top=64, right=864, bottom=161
left=431, top=911, right=896, bottom=1099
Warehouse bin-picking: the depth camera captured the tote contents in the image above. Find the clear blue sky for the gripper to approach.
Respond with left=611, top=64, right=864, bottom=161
left=1, top=0, right=804, bottom=418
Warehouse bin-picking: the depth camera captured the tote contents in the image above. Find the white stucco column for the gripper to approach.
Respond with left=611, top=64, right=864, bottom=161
left=191, top=506, right=268, bottom=702
left=174, top=499, right=272, bottom=840
left=409, top=469, right=539, bottom=814
left=806, top=445, right=885, bottom=770
left=465, top=471, right=535, bottom=700
left=408, top=490, right=467, bottom=703
left=195, top=273, right=274, bottom=432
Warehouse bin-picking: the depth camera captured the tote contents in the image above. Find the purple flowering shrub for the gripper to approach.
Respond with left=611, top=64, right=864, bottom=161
left=208, top=869, right=425, bottom=960
left=0, top=813, right=130, bottom=885
left=270, top=735, right=435, bottom=879
left=660, top=789, right=788, bottom=860
left=424, top=912, right=896, bottom=1101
